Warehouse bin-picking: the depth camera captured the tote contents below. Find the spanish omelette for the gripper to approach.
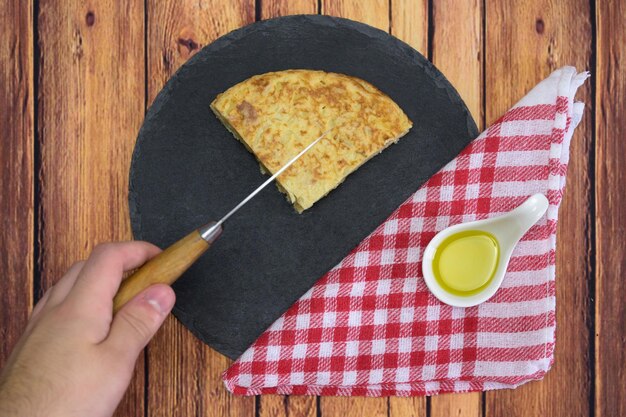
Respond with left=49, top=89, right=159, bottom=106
left=210, top=70, right=413, bottom=212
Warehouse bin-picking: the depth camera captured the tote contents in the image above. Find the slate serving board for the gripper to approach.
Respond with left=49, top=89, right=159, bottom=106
left=129, top=15, right=478, bottom=359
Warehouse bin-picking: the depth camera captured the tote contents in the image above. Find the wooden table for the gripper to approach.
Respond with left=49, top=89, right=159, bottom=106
left=1, top=1, right=623, bottom=416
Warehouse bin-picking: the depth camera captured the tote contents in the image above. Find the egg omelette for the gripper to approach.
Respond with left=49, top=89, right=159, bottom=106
left=210, top=69, right=413, bottom=212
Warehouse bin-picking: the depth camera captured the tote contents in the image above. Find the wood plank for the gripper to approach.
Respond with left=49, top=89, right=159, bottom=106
left=322, top=397, right=388, bottom=417
left=387, top=2, right=428, bottom=416
left=432, top=393, right=482, bottom=417
left=257, top=1, right=319, bottom=416
left=148, top=318, right=254, bottom=417
left=484, top=1, right=593, bottom=416
left=147, top=0, right=255, bottom=105
left=258, top=395, right=316, bottom=417
left=322, top=0, right=389, bottom=30
left=595, top=1, right=626, bottom=416
left=319, top=1, right=389, bottom=415
left=37, top=1, right=146, bottom=416
left=389, top=397, right=428, bottom=417
left=260, top=0, right=317, bottom=19
left=391, top=2, right=481, bottom=416
left=145, top=1, right=255, bottom=416
left=390, top=0, right=428, bottom=57
left=429, top=0, right=483, bottom=415
left=0, top=0, right=34, bottom=366
left=431, top=0, right=482, bottom=124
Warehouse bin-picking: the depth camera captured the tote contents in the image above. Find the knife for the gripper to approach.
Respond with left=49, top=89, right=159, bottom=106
left=112, top=129, right=330, bottom=313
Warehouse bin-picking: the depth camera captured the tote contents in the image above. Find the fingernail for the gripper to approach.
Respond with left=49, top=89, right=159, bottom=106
left=143, top=286, right=174, bottom=315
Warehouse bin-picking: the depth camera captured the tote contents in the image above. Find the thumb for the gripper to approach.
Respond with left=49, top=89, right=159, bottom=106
left=105, top=284, right=175, bottom=363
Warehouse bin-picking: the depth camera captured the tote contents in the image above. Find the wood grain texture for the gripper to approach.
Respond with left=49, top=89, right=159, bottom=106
left=389, top=397, right=427, bottom=417
left=0, top=0, right=34, bottom=366
left=485, top=0, right=593, bottom=416
left=431, top=393, right=482, bottom=417
left=319, top=2, right=389, bottom=415
left=322, top=0, right=389, bottom=30
left=322, top=398, right=388, bottom=417
left=595, top=1, right=626, bottom=416
left=37, top=1, right=146, bottom=416
left=429, top=0, right=483, bottom=415
left=387, top=2, right=428, bottom=416
left=145, top=1, right=255, bottom=416
left=148, top=319, right=248, bottom=417
left=432, top=0, right=483, bottom=124
left=260, top=0, right=317, bottom=19
left=258, top=395, right=317, bottom=417
left=390, top=0, right=428, bottom=55
left=257, top=1, right=319, bottom=415
left=147, top=0, right=255, bottom=105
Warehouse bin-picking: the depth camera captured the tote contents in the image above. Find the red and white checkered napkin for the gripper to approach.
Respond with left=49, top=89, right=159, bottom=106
left=223, top=67, right=588, bottom=396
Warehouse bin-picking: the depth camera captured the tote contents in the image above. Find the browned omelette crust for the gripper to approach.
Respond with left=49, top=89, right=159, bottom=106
left=210, top=70, right=412, bottom=212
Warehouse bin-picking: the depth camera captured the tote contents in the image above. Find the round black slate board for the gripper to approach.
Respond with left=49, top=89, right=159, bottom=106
left=129, top=15, right=478, bottom=359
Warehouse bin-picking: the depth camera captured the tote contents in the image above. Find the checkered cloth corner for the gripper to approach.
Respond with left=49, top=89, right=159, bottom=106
left=223, top=67, right=589, bottom=397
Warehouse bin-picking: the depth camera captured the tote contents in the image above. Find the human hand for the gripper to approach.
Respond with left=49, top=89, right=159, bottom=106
left=0, top=242, right=175, bottom=417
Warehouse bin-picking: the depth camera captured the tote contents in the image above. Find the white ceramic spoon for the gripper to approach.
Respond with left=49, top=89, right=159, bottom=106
left=422, top=193, right=549, bottom=307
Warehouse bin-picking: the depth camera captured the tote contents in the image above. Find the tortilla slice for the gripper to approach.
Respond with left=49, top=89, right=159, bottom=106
left=211, top=69, right=412, bottom=212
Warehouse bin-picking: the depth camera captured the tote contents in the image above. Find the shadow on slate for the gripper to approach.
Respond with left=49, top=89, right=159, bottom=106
left=129, top=15, right=478, bottom=359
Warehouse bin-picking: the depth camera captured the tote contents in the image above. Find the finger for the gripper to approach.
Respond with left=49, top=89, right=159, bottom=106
left=64, top=242, right=161, bottom=317
left=46, top=261, right=85, bottom=308
left=26, top=261, right=85, bottom=332
left=103, top=284, right=175, bottom=365
left=27, top=287, right=53, bottom=330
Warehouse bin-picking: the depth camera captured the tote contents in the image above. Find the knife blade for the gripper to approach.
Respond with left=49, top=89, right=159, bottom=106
left=112, top=129, right=331, bottom=313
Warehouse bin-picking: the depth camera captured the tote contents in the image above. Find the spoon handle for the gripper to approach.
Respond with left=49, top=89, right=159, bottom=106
left=508, top=193, right=549, bottom=239
left=481, top=193, right=549, bottom=246
left=511, top=193, right=549, bottom=229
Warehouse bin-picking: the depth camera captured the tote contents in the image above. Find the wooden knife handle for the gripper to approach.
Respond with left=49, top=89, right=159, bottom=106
left=113, top=230, right=210, bottom=314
